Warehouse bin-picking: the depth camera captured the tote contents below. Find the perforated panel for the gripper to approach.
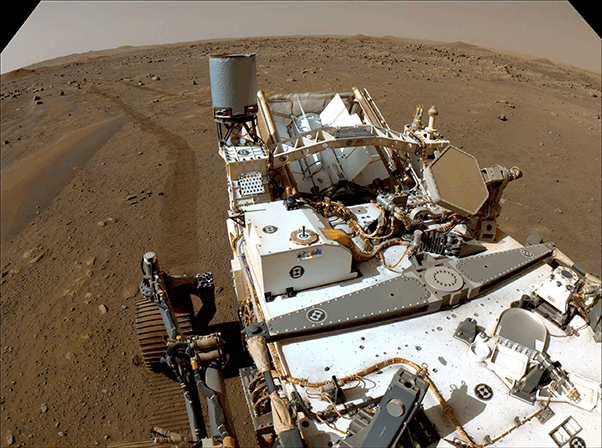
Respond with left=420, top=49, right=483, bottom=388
left=238, top=171, right=265, bottom=196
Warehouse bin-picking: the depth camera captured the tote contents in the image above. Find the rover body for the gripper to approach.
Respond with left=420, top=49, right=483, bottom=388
left=130, top=53, right=601, bottom=448
left=211, top=54, right=601, bottom=448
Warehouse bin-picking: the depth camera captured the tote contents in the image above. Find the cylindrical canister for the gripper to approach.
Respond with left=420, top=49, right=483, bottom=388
left=209, top=53, right=257, bottom=117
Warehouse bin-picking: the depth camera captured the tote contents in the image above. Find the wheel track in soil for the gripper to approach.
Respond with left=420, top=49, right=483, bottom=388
left=90, top=85, right=200, bottom=269
left=90, top=85, right=202, bottom=440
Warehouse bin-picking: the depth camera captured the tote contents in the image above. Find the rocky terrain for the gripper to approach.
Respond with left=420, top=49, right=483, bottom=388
left=1, top=35, right=600, bottom=448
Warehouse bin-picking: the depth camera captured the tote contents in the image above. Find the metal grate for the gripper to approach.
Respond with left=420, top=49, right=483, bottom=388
left=239, top=171, right=265, bottom=196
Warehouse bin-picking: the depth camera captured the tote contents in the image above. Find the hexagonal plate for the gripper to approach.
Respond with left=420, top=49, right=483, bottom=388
left=424, top=145, right=489, bottom=216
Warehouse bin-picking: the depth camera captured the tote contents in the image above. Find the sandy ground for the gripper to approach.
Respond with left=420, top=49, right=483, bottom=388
left=1, top=35, right=600, bottom=448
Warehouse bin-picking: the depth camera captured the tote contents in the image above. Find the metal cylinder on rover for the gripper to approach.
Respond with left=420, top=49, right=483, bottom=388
left=208, top=53, right=257, bottom=119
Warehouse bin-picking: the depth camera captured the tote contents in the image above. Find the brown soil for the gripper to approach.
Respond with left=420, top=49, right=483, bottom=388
left=1, top=35, right=600, bottom=448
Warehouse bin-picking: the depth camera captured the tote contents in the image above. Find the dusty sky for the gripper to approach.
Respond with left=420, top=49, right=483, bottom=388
left=1, top=1, right=600, bottom=74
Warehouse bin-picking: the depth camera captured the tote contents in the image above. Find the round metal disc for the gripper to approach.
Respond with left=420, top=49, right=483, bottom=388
left=290, top=228, right=318, bottom=245
left=474, top=383, right=494, bottom=401
left=263, top=225, right=278, bottom=234
left=424, top=266, right=463, bottom=292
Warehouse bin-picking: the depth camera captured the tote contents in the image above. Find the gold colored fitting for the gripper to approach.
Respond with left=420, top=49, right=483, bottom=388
left=223, top=436, right=237, bottom=448
left=567, top=388, right=581, bottom=403
left=194, top=336, right=220, bottom=351
left=196, top=349, right=221, bottom=362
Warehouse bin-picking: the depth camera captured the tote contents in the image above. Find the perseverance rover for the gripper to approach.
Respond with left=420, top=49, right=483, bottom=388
left=132, top=53, right=601, bottom=448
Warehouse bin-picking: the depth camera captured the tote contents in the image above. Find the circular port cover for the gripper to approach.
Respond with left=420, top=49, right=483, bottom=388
left=424, top=266, right=464, bottom=292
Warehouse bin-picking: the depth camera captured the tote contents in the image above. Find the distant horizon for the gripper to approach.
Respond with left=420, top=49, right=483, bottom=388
left=2, top=2, right=600, bottom=75
left=7, top=32, right=601, bottom=78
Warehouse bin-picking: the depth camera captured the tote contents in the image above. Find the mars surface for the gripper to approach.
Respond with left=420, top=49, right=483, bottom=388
left=1, top=35, right=600, bottom=447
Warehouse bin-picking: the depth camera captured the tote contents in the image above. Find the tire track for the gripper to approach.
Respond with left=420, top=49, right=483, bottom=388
left=91, top=85, right=199, bottom=268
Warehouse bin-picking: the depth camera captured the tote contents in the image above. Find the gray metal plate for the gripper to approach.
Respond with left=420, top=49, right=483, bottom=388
left=454, top=244, right=552, bottom=284
left=278, top=265, right=601, bottom=448
left=267, top=276, right=431, bottom=339
left=424, top=266, right=464, bottom=292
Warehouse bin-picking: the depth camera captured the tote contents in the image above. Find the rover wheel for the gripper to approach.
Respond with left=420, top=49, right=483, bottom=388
left=135, top=296, right=194, bottom=372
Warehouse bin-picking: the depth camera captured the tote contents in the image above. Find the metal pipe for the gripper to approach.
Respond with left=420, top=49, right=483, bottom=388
left=207, top=361, right=236, bottom=442
left=141, top=252, right=183, bottom=340
left=352, top=87, right=400, bottom=180
left=166, top=343, right=207, bottom=441
left=257, top=89, right=281, bottom=145
left=194, top=366, right=236, bottom=446
left=363, top=87, right=389, bottom=129
left=142, top=251, right=158, bottom=276
left=183, top=389, right=205, bottom=442
left=257, top=89, right=299, bottom=195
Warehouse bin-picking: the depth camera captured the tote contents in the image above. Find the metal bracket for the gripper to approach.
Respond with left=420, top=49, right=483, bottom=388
left=339, top=368, right=429, bottom=448
left=242, top=321, right=270, bottom=341
left=454, top=318, right=478, bottom=345
left=266, top=243, right=553, bottom=341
